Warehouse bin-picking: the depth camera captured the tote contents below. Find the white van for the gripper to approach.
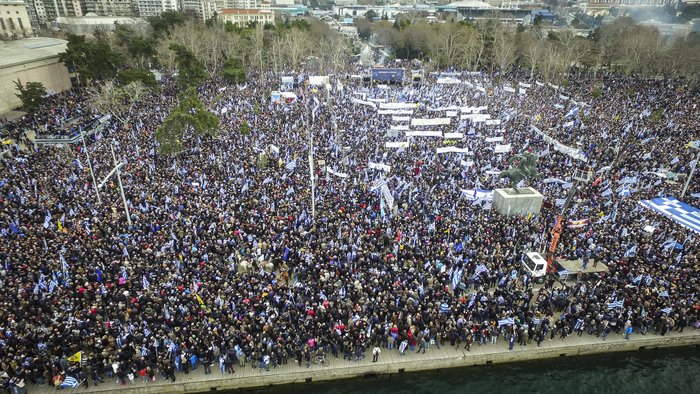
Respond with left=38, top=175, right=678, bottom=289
left=522, top=252, right=548, bottom=282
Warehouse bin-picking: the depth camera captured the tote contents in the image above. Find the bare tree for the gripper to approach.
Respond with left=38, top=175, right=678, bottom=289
left=89, top=81, right=148, bottom=126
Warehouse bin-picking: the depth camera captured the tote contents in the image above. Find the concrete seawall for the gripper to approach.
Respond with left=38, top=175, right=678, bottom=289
left=42, top=331, right=700, bottom=394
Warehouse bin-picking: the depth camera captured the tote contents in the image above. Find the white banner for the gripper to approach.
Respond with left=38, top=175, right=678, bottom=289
left=437, top=77, right=461, bottom=84
left=461, top=159, right=474, bottom=167
left=390, top=125, right=410, bottom=131
left=406, top=131, right=442, bottom=137
left=485, top=119, right=501, bottom=126
left=392, top=116, right=411, bottom=122
left=461, top=114, right=491, bottom=121
left=494, top=144, right=512, bottom=153
left=485, top=136, right=504, bottom=143
left=269, top=144, right=280, bottom=154
left=460, top=106, right=488, bottom=114
left=378, top=109, right=413, bottom=115
left=368, top=162, right=391, bottom=172
left=427, top=106, right=460, bottom=112
left=485, top=170, right=502, bottom=175
left=461, top=189, right=494, bottom=201
left=351, top=97, right=377, bottom=108
left=446, top=111, right=458, bottom=117
left=385, top=130, right=400, bottom=138
left=444, top=133, right=464, bottom=139
left=519, top=82, right=532, bottom=88
left=519, top=88, right=527, bottom=95
left=309, top=76, right=329, bottom=86
left=436, top=147, right=471, bottom=154
left=381, top=183, right=394, bottom=208
left=386, top=141, right=410, bottom=148
left=326, top=167, right=348, bottom=178
left=503, top=86, right=516, bottom=93
left=530, top=125, right=587, bottom=162
left=379, top=102, right=418, bottom=110
left=411, top=118, right=451, bottom=126
left=367, top=98, right=387, bottom=103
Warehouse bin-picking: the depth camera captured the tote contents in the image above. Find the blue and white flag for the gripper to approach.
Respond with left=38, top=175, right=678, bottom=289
left=285, top=159, right=297, bottom=172
left=142, top=275, right=150, bottom=290
left=498, top=317, right=514, bottom=327
left=473, top=264, right=488, bottom=279
left=468, top=292, right=477, bottom=309
left=60, top=376, right=79, bottom=388
left=659, top=290, right=669, bottom=297
left=607, top=299, right=624, bottom=310
left=624, top=245, right=637, bottom=258
left=451, top=267, right=463, bottom=289
left=565, top=106, right=579, bottom=118
left=121, top=267, right=128, bottom=280
left=660, top=307, right=672, bottom=314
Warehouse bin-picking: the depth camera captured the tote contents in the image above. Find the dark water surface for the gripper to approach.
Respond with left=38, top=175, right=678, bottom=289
left=234, top=346, right=699, bottom=394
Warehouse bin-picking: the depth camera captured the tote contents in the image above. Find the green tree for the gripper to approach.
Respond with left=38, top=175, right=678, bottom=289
left=148, top=10, right=186, bottom=38
left=117, top=69, right=157, bottom=88
left=155, top=89, right=220, bottom=154
left=221, top=57, right=246, bottom=84
left=169, top=43, right=207, bottom=89
left=59, top=34, right=122, bottom=84
left=14, top=79, right=46, bottom=113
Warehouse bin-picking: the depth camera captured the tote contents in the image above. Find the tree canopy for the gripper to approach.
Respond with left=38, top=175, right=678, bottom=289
left=14, top=79, right=46, bottom=113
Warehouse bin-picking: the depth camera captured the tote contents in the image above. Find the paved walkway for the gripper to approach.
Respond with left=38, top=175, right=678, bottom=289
left=30, top=329, right=700, bottom=394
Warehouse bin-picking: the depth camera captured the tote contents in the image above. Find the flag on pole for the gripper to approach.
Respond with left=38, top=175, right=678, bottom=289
left=67, top=351, right=81, bottom=363
left=195, top=294, right=205, bottom=306
left=142, top=275, right=150, bottom=290
left=498, top=317, right=514, bottom=327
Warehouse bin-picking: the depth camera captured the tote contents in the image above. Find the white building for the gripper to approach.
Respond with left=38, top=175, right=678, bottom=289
left=218, top=7, right=272, bottom=26
left=84, top=0, right=136, bottom=16
left=180, top=0, right=217, bottom=21
left=136, top=0, right=178, bottom=18
left=42, top=0, right=85, bottom=20
left=0, top=37, right=71, bottom=113
left=55, top=14, right=148, bottom=34
left=0, top=0, right=32, bottom=38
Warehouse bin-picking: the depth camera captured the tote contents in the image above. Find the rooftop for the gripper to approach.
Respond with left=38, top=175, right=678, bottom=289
left=219, top=8, right=273, bottom=15
left=0, top=38, right=67, bottom=69
left=442, top=1, right=496, bottom=9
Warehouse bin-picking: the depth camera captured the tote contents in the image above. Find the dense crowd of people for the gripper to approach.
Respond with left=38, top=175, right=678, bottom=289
left=0, top=70, right=698, bottom=392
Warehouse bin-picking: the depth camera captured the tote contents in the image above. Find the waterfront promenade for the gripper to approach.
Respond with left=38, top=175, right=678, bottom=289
left=34, top=330, right=699, bottom=394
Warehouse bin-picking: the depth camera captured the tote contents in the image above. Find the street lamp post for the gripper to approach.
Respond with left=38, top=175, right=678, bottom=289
left=81, top=127, right=101, bottom=205
left=681, top=146, right=700, bottom=198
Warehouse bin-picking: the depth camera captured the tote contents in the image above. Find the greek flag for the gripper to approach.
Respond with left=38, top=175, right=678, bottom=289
left=607, top=300, right=624, bottom=310
left=451, top=267, right=463, bottom=289
left=473, top=264, right=488, bottom=279
left=439, top=302, right=450, bottom=314
left=339, top=286, right=346, bottom=299
left=141, top=345, right=149, bottom=357
left=632, top=274, right=643, bottom=285
left=121, top=267, right=128, bottom=280
left=61, top=376, right=79, bottom=388
left=660, top=307, right=672, bottom=314
left=142, top=275, right=150, bottom=290
left=468, top=292, right=477, bottom=309
left=624, top=245, right=637, bottom=258
left=285, top=159, right=297, bottom=172
left=498, top=317, right=515, bottom=327
left=659, top=290, right=669, bottom=297
left=565, top=106, right=579, bottom=118
left=370, top=178, right=386, bottom=192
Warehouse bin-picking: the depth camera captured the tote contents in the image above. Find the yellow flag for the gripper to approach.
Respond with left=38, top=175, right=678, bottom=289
left=57, top=219, right=63, bottom=232
left=527, top=212, right=533, bottom=221
left=2, top=138, right=11, bottom=145
left=535, top=114, right=541, bottom=123
left=195, top=294, right=204, bottom=306
left=67, top=351, right=81, bottom=363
